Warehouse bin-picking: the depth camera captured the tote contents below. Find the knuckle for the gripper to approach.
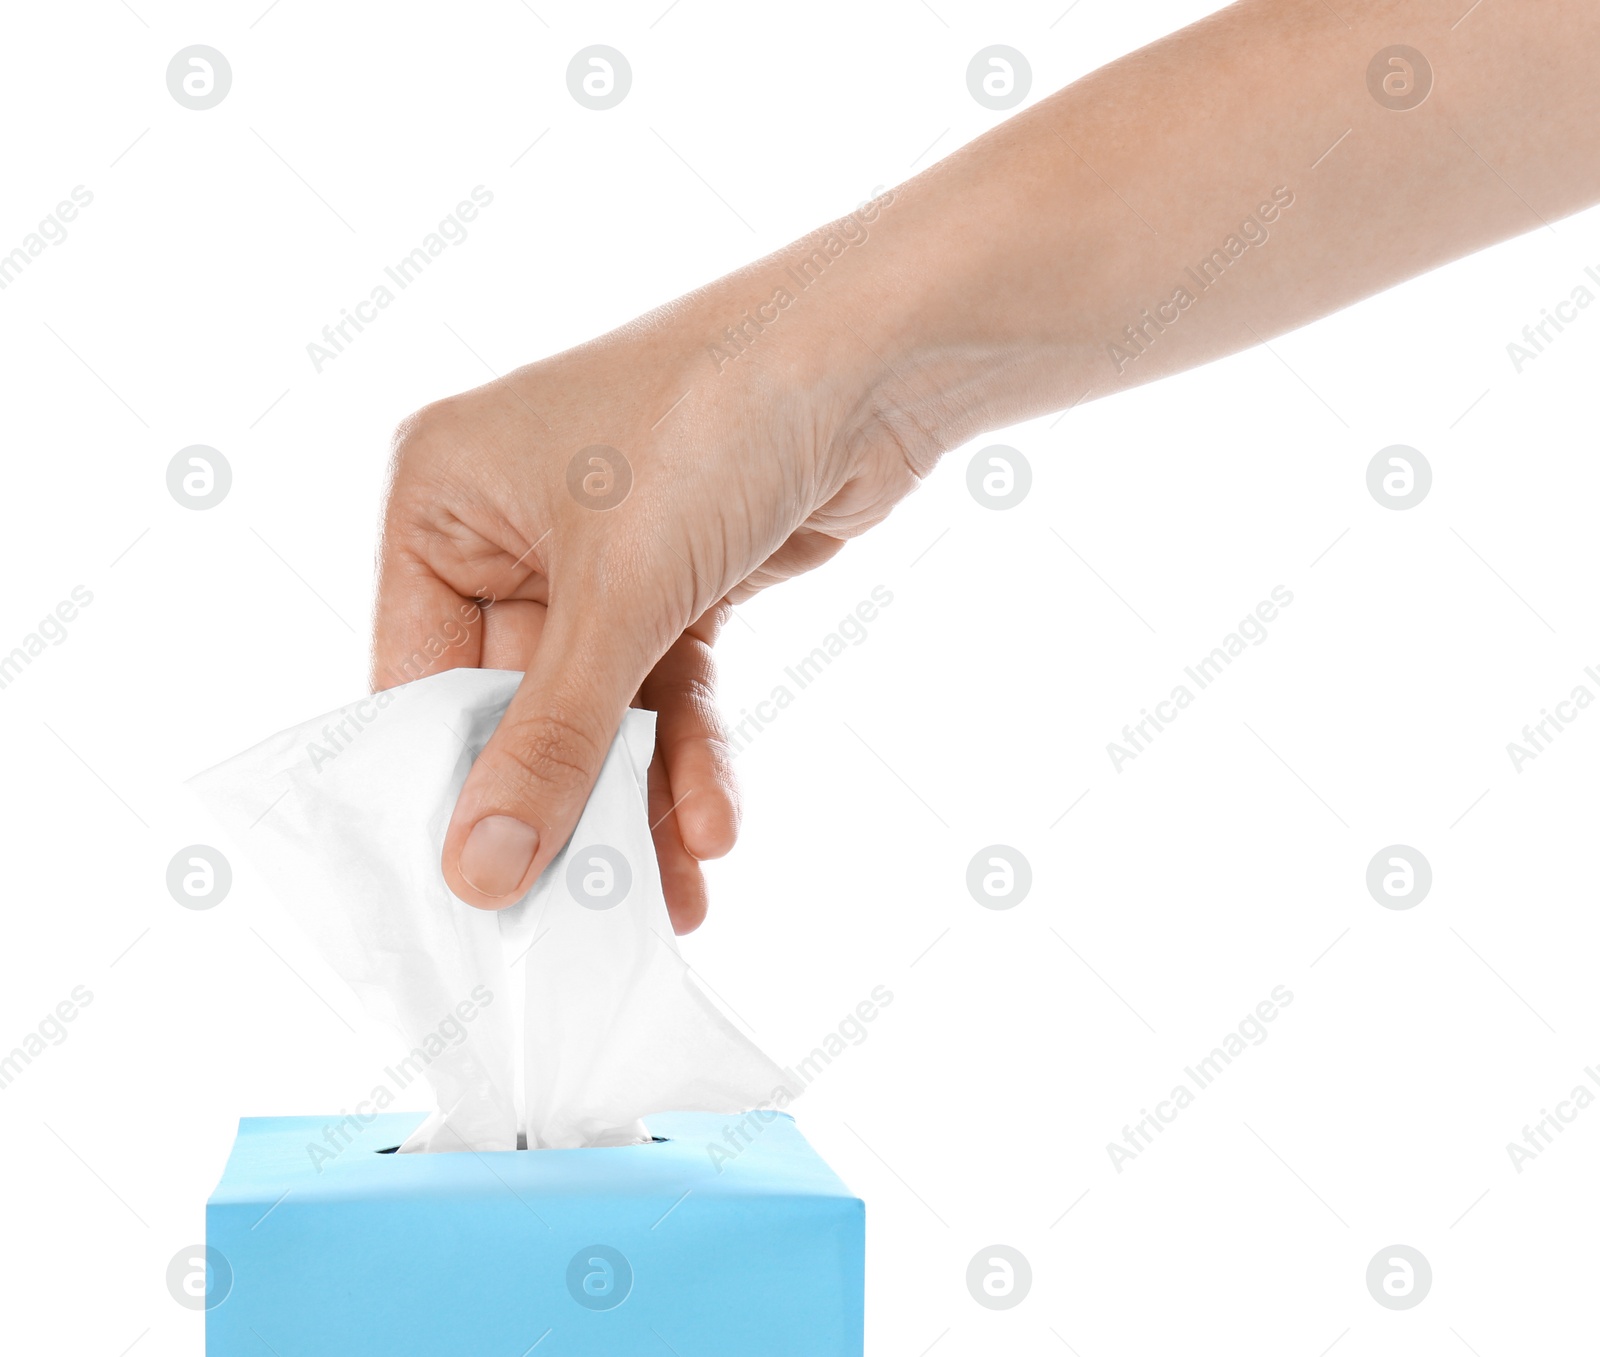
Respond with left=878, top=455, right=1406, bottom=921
left=688, top=601, right=733, bottom=646
left=388, top=398, right=469, bottom=474
left=661, top=672, right=720, bottom=721
left=493, top=709, right=604, bottom=802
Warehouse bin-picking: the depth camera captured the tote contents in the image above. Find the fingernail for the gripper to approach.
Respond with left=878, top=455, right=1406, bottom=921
left=459, top=816, right=540, bottom=898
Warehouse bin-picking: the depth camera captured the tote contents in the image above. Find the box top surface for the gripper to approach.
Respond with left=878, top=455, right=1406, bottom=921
left=209, top=1110, right=856, bottom=1208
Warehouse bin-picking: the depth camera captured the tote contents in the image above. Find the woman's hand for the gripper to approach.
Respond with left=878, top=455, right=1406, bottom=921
left=372, top=204, right=932, bottom=929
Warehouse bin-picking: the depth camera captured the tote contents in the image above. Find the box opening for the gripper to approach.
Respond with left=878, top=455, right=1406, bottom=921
left=374, top=1136, right=671, bottom=1154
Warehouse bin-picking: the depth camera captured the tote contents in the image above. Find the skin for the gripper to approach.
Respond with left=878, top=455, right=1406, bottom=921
left=373, top=0, right=1600, bottom=929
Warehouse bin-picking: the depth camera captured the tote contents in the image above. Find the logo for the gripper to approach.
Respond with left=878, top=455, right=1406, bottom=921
left=166, top=47, right=232, bottom=111
left=1365, top=845, right=1431, bottom=910
left=166, top=845, right=232, bottom=910
left=566, top=845, right=632, bottom=910
left=167, top=446, right=232, bottom=510
left=966, top=1245, right=1032, bottom=1310
left=166, top=1244, right=232, bottom=1311
left=566, top=1245, right=633, bottom=1310
left=567, top=47, right=632, bottom=110
left=565, top=445, right=632, bottom=511
left=966, top=846, right=1032, bottom=910
left=966, top=445, right=1031, bottom=510
left=1365, top=445, right=1430, bottom=510
left=966, top=47, right=1031, bottom=111
left=1366, top=47, right=1432, bottom=112
left=1366, top=1244, right=1432, bottom=1309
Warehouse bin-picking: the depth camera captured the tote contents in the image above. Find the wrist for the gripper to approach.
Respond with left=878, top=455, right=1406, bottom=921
left=675, top=188, right=956, bottom=489
left=749, top=171, right=1091, bottom=484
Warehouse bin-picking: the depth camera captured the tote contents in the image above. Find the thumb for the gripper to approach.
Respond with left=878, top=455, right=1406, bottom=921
left=441, top=602, right=654, bottom=909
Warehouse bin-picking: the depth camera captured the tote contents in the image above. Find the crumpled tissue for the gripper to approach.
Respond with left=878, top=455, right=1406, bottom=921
left=191, top=667, right=788, bottom=1152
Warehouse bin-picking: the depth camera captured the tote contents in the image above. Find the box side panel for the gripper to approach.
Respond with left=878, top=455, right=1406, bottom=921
left=206, top=1186, right=864, bottom=1356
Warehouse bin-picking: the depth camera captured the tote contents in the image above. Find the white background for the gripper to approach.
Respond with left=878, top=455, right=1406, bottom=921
left=3, top=1, right=1598, bottom=1353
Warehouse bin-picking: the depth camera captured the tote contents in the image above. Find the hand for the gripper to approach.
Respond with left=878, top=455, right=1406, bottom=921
left=372, top=217, right=929, bottom=929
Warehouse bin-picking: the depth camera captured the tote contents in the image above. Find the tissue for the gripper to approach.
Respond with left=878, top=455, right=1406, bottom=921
left=191, top=668, right=789, bottom=1152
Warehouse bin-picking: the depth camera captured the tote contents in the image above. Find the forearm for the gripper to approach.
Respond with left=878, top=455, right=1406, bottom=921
left=782, top=0, right=1600, bottom=463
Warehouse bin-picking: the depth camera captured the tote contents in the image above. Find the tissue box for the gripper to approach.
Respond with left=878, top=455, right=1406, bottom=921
left=206, top=1110, right=864, bottom=1355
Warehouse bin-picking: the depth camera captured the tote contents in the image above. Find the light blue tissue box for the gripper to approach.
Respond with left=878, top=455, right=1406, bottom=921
left=205, top=1110, right=864, bottom=1355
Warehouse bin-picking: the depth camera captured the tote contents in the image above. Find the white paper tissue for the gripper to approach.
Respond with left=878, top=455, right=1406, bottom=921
left=191, top=667, right=789, bottom=1152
